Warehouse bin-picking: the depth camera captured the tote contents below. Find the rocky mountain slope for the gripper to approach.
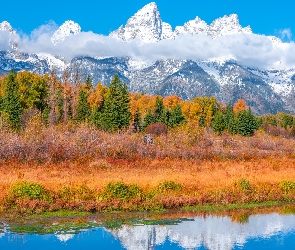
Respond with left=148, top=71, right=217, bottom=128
left=0, top=2, right=294, bottom=114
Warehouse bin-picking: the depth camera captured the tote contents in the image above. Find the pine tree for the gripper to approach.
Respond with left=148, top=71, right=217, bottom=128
left=132, top=108, right=143, bottom=132
left=167, top=104, right=185, bottom=127
left=2, top=70, right=22, bottom=130
left=90, top=106, right=103, bottom=128
left=75, top=88, right=91, bottom=123
left=85, top=75, right=93, bottom=90
left=154, top=96, right=165, bottom=123
left=228, top=115, right=239, bottom=135
left=237, top=108, right=258, bottom=136
left=212, top=111, right=226, bottom=135
left=143, top=109, right=155, bottom=129
left=101, top=74, right=131, bottom=131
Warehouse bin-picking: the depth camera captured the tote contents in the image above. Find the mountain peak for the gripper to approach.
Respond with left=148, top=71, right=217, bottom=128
left=51, top=20, right=81, bottom=45
left=110, top=2, right=173, bottom=43
left=0, top=21, right=16, bottom=34
left=208, top=14, right=252, bottom=37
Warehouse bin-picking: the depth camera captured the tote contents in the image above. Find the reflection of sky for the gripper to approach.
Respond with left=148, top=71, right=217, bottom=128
left=0, top=213, right=295, bottom=249
left=111, top=213, right=295, bottom=250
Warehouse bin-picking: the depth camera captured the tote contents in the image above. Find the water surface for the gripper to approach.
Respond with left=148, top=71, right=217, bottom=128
left=1, top=208, right=295, bottom=249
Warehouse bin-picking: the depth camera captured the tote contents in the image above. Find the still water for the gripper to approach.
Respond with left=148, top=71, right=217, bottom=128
left=1, top=208, right=295, bottom=250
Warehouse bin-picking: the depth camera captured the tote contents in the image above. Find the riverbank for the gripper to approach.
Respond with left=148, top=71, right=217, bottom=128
left=1, top=156, right=295, bottom=215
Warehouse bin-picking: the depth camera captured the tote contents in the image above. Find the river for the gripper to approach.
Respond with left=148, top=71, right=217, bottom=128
left=1, top=206, right=295, bottom=249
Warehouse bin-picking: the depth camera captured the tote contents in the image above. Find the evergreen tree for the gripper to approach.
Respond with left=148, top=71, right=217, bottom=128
left=212, top=111, right=226, bottom=135
left=228, top=115, right=239, bottom=135
left=224, top=104, right=234, bottom=127
left=85, top=75, right=93, bottom=90
left=90, top=106, right=103, bottom=128
left=154, top=96, right=165, bottom=123
left=143, top=109, right=155, bottom=129
left=132, top=108, right=143, bottom=132
left=237, top=108, right=258, bottom=136
left=167, top=104, right=185, bottom=127
left=101, top=74, right=131, bottom=131
left=75, top=88, right=91, bottom=123
left=2, top=70, right=22, bottom=130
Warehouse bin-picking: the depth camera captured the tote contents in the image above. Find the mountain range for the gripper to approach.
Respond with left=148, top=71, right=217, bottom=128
left=0, top=2, right=295, bottom=114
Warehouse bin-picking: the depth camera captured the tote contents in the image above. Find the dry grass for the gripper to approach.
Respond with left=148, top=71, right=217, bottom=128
left=1, top=124, right=295, bottom=212
left=1, top=156, right=295, bottom=196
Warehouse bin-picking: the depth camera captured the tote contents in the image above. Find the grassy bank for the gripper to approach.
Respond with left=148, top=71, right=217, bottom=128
left=1, top=156, right=295, bottom=215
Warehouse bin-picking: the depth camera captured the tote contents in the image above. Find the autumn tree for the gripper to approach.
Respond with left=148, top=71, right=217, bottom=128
left=233, top=99, right=247, bottom=114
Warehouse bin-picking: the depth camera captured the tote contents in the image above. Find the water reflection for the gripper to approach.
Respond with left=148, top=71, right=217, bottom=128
left=1, top=210, right=295, bottom=249
left=109, top=213, right=295, bottom=250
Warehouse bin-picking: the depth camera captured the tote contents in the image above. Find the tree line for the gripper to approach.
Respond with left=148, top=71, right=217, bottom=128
left=0, top=70, right=294, bottom=136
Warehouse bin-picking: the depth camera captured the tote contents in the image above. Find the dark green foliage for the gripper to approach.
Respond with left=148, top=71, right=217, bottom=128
left=228, top=115, right=239, bottom=135
left=85, top=75, right=93, bottom=90
left=224, top=104, right=234, bottom=127
left=101, top=182, right=142, bottom=201
left=143, top=109, right=155, bottom=129
left=167, top=104, right=186, bottom=127
left=154, top=97, right=165, bottom=123
left=212, top=111, right=226, bottom=135
left=101, top=75, right=131, bottom=131
left=132, top=108, right=143, bottom=132
left=75, top=88, right=91, bottom=123
left=90, top=106, right=103, bottom=128
left=237, top=108, right=258, bottom=136
left=2, top=70, right=22, bottom=130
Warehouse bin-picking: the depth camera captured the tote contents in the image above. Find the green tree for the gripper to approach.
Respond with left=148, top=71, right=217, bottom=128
left=2, top=70, right=22, bottom=130
left=228, top=115, right=239, bottom=135
left=101, top=74, right=131, bottom=131
left=143, top=109, right=155, bottom=129
left=212, top=111, right=226, bottom=135
left=237, top=108, right=258, bottom=136
left=75, top=88, right=91, bottom=123
left=154, top=96, right=165, bottom=123
left=90, top=106, right=103, bottom=128
left=132, top=108, right=143, bottom=132
left=85, top=75, right=93, bottom=90
left=167, top=104, right=185, bottom=127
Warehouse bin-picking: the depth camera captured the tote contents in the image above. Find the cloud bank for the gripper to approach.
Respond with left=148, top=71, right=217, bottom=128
left=2, top=22, right=295, bottom=70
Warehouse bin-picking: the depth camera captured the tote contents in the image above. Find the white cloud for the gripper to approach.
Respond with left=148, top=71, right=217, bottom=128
left=1, top=24, right=294, bottom=70
left=278, top=28, right=292, bottom=41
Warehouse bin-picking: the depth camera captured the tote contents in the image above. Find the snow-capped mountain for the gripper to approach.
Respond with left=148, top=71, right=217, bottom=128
left=110, top=2, right=173, bottom=43
left=111, top=3, right=252, bottom=43
left=0, top=21, right=16, bottom=34
left=0, top=2, right=295, bottom=114
left=51, top=20, right=81, bottom=44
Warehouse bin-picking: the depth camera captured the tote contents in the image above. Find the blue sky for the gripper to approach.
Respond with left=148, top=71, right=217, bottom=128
left=1, top=0, right=294, bottom=39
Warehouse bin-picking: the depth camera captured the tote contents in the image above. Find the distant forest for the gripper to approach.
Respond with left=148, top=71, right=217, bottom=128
left=0, top=70, right=294, bottom=138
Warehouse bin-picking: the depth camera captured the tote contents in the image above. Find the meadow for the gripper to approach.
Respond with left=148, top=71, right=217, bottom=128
left=0, top=123, right=295, bottom=214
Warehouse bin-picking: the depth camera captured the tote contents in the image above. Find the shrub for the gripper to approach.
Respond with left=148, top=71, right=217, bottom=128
left=280, top=181, right=295, bottom=194
left=145, top=122, right=168, bottom=136
left=238, top=179, right=251, bottom=192
left=8, top=181, right=52, bottom=202
left=157, top=181, right=182, bottom=192
left=100, top=182, right=142, bottom=201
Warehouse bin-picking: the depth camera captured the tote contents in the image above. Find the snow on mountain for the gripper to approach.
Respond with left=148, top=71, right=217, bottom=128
left=110, top=3, right=252, bottom=43
left=0, top=21, right=16, bottom=34
left=207, top=14, right=252, bottom=38
left=174, top=17, right=208, bottom=36
left=51, top=20, right=81, bottom=44
left=110, top=2, right=173, bottom=43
